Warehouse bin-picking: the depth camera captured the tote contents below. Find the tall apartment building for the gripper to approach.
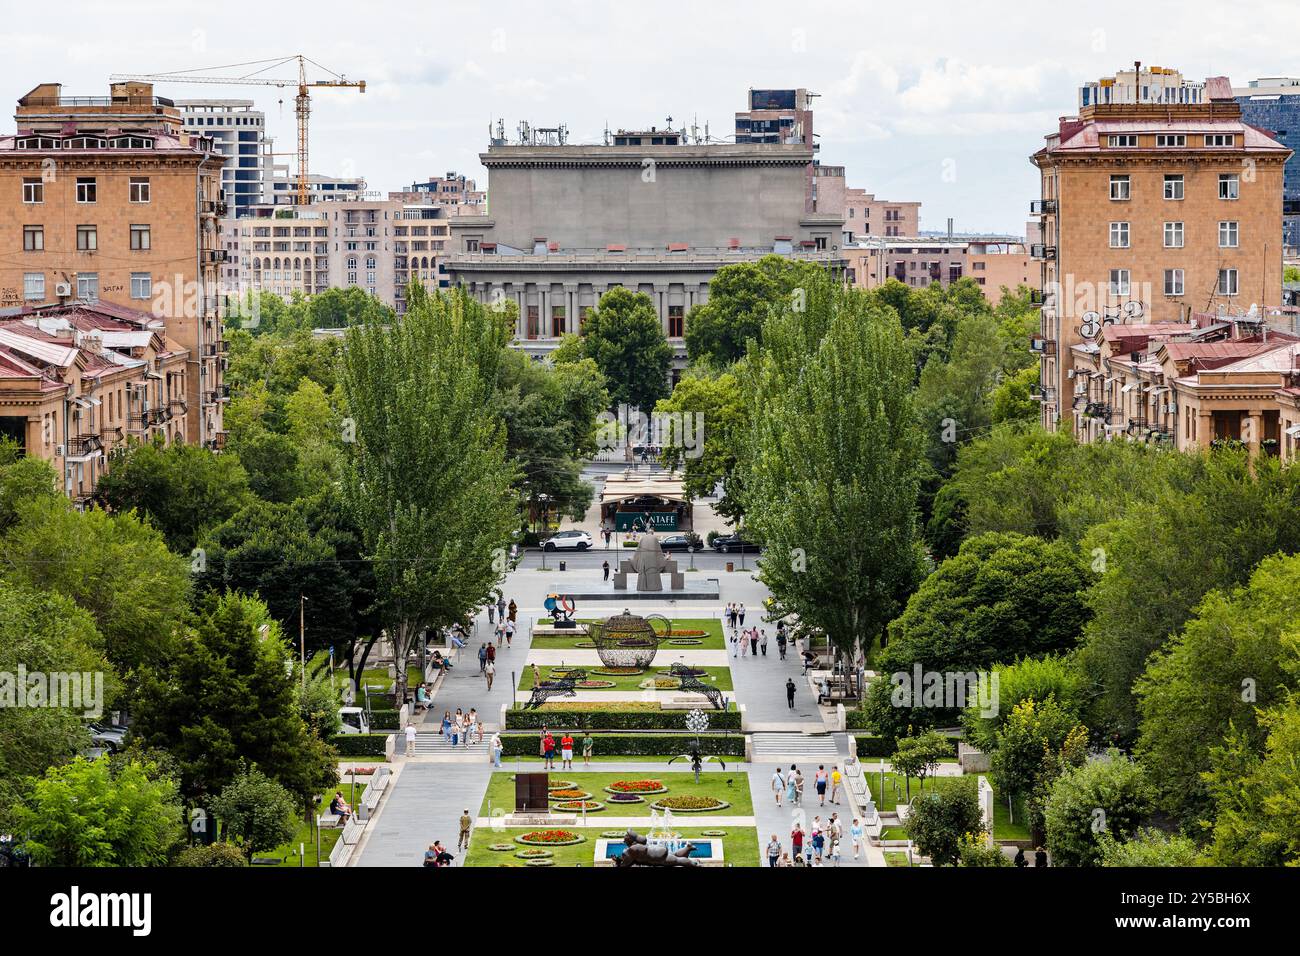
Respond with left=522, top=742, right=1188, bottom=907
left=1030, top=65, right=1291, bottom=433
left=269, top=170, right=367, bottom=205
left=446, top=132, right=842, bottom=371
left=1234, top=77, right=1300, bottom=254
left=736, top=88, right=818, bottom=212
left=0, top=81, right=226, bottom=448
left=219, top=196, right=450, bottom=315
left=178, top=99, right=273, bottom=217
left=0, top=302, right=192, bottom=503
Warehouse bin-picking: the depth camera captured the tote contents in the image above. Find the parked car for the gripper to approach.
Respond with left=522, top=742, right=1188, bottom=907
left=88, top=722, right=129, bottom=753
left=337, top=707, right=372, bottom=735
left=710, top=533, right=761, bottom=554
left=541, top=530, right=593, bottom=551
left=660, top=533, right=703, bottom=553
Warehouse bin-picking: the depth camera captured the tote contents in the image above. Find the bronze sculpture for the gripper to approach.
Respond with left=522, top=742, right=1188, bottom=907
left=615, top=828, right=698, bottom=868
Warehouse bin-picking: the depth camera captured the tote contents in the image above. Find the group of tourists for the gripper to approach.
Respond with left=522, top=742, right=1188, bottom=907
left=487, top=594, right=519, bottom=648
left=768, top=811, right=858, bottom=867
left=536, top=726, right=595, bottom=769
left=770, top=764, right=843, bottom=808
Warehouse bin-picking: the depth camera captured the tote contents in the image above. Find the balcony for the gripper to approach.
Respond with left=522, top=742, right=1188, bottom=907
left=1029, top=337, right=1057, bottom=356
left=1126, top=417, right=1150, bottom=434
left=1084, top=402, right=1113, bottom=421
left=1030, top=244, right=1057, bottom=260
left=147, top=408, right=169, bottom=426
left=169, top=398, right=188, bottom=415
left=202, top=249, right=229, bottom=265
left=1029, top=199, right=1057, bottom=215
left=66, top=434, right=104, bottom=459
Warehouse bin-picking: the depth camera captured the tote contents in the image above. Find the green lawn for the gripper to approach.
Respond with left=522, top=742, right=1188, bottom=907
left=530, top=618, right=726, bottom=651
left=359, top=665, right=423, bottom=691
left=867, top=772, right=1030, bottom=841
left=518, top=664, right=733, bottom=692
left=267, top=779, right=369, bottom=867
left=478, top=771, right=752, bottom=819
left=884, top=851, right=911, bottom=867
left=506, top=754, right=730, bottom=765
left=463, top=826, right=760, bottom=867
left=879, top=825, right=910, bottom=841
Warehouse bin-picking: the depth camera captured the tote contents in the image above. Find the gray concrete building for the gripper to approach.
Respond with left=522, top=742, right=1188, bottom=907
left=446, top=139, right=845, bottom=368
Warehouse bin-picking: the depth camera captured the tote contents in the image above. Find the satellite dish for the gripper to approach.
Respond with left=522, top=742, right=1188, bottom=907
left=1124, top=300, right=1145, bottom=319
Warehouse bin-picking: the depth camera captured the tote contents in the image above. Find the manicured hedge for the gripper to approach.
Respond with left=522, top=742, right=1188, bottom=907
left=499, top=733, right=744, bottom=757
left=368, top=709, right=401, bottom=731
left=330, top=734, right=389, bottom=757
left=855, top=735, right=898, bottom=758
left=504, top=708, right=742, bottom=731
left=844, top=710, right=875, bottom=730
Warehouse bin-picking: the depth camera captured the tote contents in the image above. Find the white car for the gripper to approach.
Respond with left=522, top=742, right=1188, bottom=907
left=541, top=530, right=593, bottom=551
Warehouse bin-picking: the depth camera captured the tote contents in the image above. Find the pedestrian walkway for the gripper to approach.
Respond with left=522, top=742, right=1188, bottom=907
left=746, top=765, right=869, bottom=867
left=352, top=763, right=492, bottom=866
left=421, top=611, right=534, bottom=730
left=726, top=628, right=825, bottom=729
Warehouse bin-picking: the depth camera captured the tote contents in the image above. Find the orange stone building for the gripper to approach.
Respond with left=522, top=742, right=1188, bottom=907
left=0, top=81, right=226, bottom=452
left=1030, top=67, right=1292, bottom=433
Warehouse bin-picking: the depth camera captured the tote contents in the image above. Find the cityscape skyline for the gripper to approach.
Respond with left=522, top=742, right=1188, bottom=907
left=12, top=0, right=1300, bottom=235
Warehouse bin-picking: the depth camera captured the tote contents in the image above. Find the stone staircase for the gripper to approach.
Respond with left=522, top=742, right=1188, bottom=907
left=407, top=732, right=489, bottom=757
left=751, top=731, right=843, bottom=760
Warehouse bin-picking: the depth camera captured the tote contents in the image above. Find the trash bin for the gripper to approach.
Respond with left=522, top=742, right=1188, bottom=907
left=559, top=561, right=566, bottom=571
left=726, top=561, right=734, bottom=573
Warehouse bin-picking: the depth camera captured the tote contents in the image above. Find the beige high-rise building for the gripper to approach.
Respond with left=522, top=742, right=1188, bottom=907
left=0, top=81, right=226, bottom=447
left=1030, top=65, right=1291, bottom=433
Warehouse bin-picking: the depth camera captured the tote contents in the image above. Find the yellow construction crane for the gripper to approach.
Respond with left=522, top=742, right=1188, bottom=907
left=111, top=55, right=365, bottom=207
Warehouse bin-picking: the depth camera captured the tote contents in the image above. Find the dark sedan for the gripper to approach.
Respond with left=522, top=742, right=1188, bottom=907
left=710, top=534, right=761, bottom=554
left=659, top=533, right=704, bottom=553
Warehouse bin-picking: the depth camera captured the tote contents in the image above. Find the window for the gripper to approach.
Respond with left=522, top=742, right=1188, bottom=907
left=1163, top=221, right=1184, bottom=248
left=1219, top=221, right=1239, bottom=248
left=23, top=272, right=44, bottom=300
left=1109, top=221, right=1130, bottom=248
left=1108, top=134, right=1138, bottom=147
left=130, top=224, right=151, bottom=251
left=1219, top=173, right=1240, bottom=199
left=1156, top=134, right=1186, bottom=147
left=130, top=273, right=151, bottom=299
left=76, top=273, right=99, bottom=302
left=1109, top=175, right=1131, bottom=200
left=129, top=177, right=150, bottom=203
left=1109, top=269, right=1131, bottom=296
left=814, top=236, right=827, bottom=250
left=76, top=225, right=97, bottom=251
left=552, top=305, right=566, bottom=337
left=76, top=177, right=96, bottom=203
left=1218, top=268, right=1239, bottom=295
left=22, top=177, right=43, bottom=203
left=1164, top=174, right=1184, bottom=200
left=23, top=225, right=43, bottom=251
left=668, top=305, right=684, bottom=338
left=527, top=305, right=539, bottom=339
left=1204, top=134, right=1236, bottom=147
left=1164, top=269, right=1184, bottom=296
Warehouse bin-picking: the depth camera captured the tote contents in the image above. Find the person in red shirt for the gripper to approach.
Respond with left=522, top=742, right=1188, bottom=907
left=560, top=733, right=575, bottom=770
left=542, top=732, right=556, bottom=769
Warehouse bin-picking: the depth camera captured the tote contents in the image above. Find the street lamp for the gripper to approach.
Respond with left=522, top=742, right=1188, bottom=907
left=299, top=594, right=308, bottom=692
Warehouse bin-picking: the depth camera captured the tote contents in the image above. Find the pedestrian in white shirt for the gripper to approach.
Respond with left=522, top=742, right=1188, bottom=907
left=404, top=721, right=417, bottom=756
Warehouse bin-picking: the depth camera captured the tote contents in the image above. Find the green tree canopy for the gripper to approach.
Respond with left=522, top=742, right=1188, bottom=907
left=210, top=764, right=299, bottom=860
left=577, top=287, right=673, bottom=414
left=1043, top=751, right=1152, bottom=867
left=683, top=256, right=824, bottom=366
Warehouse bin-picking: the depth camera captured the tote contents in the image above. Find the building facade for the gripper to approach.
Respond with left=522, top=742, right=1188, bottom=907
left=0, top=301, right=191, bottom=504
left=841, top=237, right=1031, bottom=302
left=0, top=81, right=226, bottom=448
left=1030, top=66, right=1291, bottom=432
left=445, top=138, right=844, bottom=368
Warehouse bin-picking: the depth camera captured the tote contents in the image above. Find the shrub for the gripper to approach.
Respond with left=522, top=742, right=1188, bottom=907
left=368, top=709, right=401, bottom=731
left=855, top=735, right=899, bottom=757
left=174, top=842, right=247, bottom=867
left=329, top=734, right=389, bottom=757
left=504, top=709, right=742, bottom=731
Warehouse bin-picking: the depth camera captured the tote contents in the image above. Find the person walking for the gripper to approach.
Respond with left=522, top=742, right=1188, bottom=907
left=850, top=818, right=863, bottom=860
left=771, top=766, right=786, bottom=806
left=811, top=818, right=824, bottom=862
left=767, top=834, right=782, bottom=868
left=790, top=824, right=804, bottom=862
left=760, top=628, right=768, bottom=657
left=830, top=765, right=842, bottom=805
left=785, top=677, right=796, bottom=709
left=815, top=765, right=829, bottom=806
left=776, top=630, right=787, bottom=660
left=603, top=529, right=612, bottom=549
left=441, top=710, right=452, bottom=743
left=785, top=766, right=798, bottom=806
left=496, top=594, right=506, bottom=622
left=730, top=631, right=739, bottom=658
left=491, top=732, right=503, bottom=768
left=458, top=809, right=472, bottom=852
left=738, top=603, right=746, bottom=626
left=478, top=644, right=488, bottom=673
left=451, top=709, right=462, bottom=747
left=582, top=732, right=594, bottom=767
left=740, top=631, right=748, bottom=658
left=602, top=560, right=610, bottom=582
left=484, top=659, right=495, bottom=691
left=507, top=599, right=517, bottom=624
left=404, top=721, right=417, bottom=757
left=749, top=628, right=758, bottom=657
left=488, top=602, right=496, bottom=626
left=504, top=618, right=515, bottom=647
left=794, top=767, right=805, bottom=807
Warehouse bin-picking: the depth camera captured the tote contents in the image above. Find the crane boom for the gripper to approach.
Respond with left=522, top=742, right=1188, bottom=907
left=110, top=55, right=364, bottom=206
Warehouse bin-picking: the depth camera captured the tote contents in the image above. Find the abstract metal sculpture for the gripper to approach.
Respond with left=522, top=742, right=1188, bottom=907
left=588, top=611, right=671, bottom=671
left=669, top=710, right=727, bottom=783
left=615, top=828, right=698, bottom=868
left=522, top=669, right=586, bottom=709
left=543, top=593, right=577, bottom=628
left=668, top=662, right=725, bottom=710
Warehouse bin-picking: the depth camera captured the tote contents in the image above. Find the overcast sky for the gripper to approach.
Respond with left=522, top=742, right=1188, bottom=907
left=8, top=0, right=1298, bottom=234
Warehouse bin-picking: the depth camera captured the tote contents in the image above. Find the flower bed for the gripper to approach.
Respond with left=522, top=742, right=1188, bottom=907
left=525, top=858, right=554, bottom=867
left=639, top=677, right=681, bottom=690
left=487, top=843, right=515, bottom=852
left=575, top=642, right=598, bottom=649
left=553, top=800, right=604, bottom=812
left=667, top=639, right=702, bottom=646
left=669, top=629, right=707, bottom=637
left=606, top=793, right=645, bottom=804
left=545, top=780, right=578, bottom=791
left=576, top=680, right=617, bottom=689
left=700, top=829, right=728, bottom=837
left=605, top=779, right=668, bottom=795
left=547, top=789, right=592, bottom=801
left=650, top=795, right=730, bottom=813
left=659, top=666, right=707, bottom=678
left=600, top=830, right=628, bottom=838
left=593, top=667, right=645, bottom=677
left=513, top=848, right=554, bottom=860
left=515, top=829, right=585, bottom=846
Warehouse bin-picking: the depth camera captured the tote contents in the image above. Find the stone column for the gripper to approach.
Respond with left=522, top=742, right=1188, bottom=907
left=538, top=286, right=549, bottom=338
left=1197, top=410, right=1214, bottom=449
left=1246, top=411, right=1264, bottom=456
left=563, top=283, right=578, bottom=334
left=654, top=283, right=669, bottom=336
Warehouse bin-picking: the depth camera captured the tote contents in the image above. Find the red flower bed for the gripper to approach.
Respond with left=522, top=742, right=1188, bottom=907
left=516, top=829, right=584, bottom=846
left=607, top=779, right=667, bottom=794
